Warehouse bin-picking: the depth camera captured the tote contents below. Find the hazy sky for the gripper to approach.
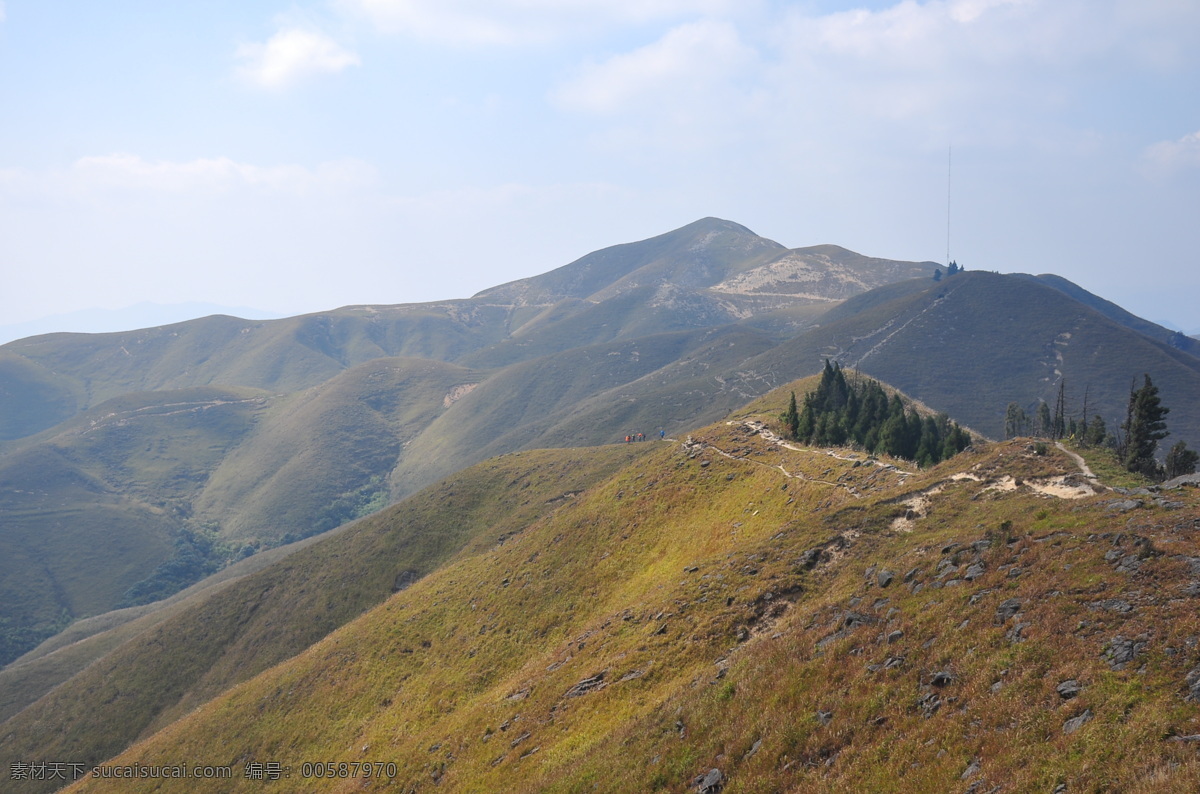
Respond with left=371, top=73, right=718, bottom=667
left=2, top=0, right=1198, bottom=333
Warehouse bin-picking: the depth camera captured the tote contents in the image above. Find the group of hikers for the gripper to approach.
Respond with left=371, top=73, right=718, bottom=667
left=624, top=430, right=665, bottom=443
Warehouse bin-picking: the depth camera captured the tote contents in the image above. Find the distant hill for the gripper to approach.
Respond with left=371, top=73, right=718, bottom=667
left=747, top=271, right=1200, bottom=449
left=0, top=302, right=283, bottom=347
left=1019, top=273, right=1200, bottom=359
left=0, top=219, right=936, bottom=442
left=7, top=381, right=1197, bottom=793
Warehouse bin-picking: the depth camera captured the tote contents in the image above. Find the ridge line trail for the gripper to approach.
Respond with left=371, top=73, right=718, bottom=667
left=1055, top=441, right=1097, bottom=480
left=681, top=420, right=916, bottom=498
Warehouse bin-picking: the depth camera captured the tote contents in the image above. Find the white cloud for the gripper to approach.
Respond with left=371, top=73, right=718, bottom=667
left=340, top=0, right=742, bottom=45
left=1143, top=130, right=1200, bottom=173
left=236, top=28, right=360, bottom=88
left=0, top=2, right=6, bottom=24
left=553, top=19, right=755, bottom=114
left=0, top=155, right=376, bottom=200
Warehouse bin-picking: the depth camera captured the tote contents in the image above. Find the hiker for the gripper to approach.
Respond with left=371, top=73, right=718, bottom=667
left=659, top=429, right=665, bottom=440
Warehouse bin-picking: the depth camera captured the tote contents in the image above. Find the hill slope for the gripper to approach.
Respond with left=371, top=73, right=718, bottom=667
left=750, top=271, right=1200, bottom=449
left=38, top=387, right=1200, bottom=793
left=0, top=446, right=645, bottom=791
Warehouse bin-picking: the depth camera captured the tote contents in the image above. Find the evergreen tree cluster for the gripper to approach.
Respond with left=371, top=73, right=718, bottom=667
left=1120, top=374, right=1198, bottom=481
left=783, top=361, right=971, bottom=467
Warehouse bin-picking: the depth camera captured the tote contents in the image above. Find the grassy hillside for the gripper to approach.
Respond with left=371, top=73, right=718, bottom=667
left=0, top=386, right=272, bottom=664
left=0, top=304, right=515, bottom=441
left=388, top=327, right=779, bottom=497
left=193, top=357, right=481, bottom=541
left=0, top=350, right=83, bottom=441
left=46, top=386, right=1200, bottom=793
left=0, top=446, right=645, bottom=793
left=0, top=532, right=333, bottom=724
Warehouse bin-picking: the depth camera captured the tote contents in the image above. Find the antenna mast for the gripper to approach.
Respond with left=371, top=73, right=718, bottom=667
left=946, top=144, right=952, bottom=266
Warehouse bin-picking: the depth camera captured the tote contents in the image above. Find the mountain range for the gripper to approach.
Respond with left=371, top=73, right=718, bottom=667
left=1, top=217, right=1199, bottom=792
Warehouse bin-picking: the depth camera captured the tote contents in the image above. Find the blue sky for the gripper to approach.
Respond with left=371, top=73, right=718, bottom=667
left=2, top=0, right=1198, bottom=336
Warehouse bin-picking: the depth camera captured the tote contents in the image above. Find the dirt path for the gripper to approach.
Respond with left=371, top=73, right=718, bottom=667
left=1055, top=442, right=1097, bottom=480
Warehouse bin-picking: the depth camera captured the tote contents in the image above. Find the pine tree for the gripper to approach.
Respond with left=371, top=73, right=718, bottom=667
left=1084, top=415, right=1108, bottom=448
left=1164, top=441, right=1198, bottom=480
left=1121, top=374, right=1170, bottom=478
left=1035, top=401, right=1052, bottom=438
left=1004, top=402, right=1027, bottom=439
left=783, top=391, right=800, bottom=440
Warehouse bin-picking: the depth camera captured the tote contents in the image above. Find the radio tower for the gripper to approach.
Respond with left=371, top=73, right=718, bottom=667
left=946, top=144, right=952, bottom=266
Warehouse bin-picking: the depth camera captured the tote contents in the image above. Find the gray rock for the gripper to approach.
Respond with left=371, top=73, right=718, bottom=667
left=930, top=670, right=954, bottom=687
left=1056, top=680, right=1081, bottom=699
left=1186, top=667, right=1200, bottom=701
left=1159, top=473, right=1200, bottom=490
left=1063, top=709, right=1093, bottom=734
left=842, top=611, right=875, bottom=630
left=903, top=567, right=921, bottom=583
left=964, top=563, right=986, bottom=581
left=995, top=598, right=1023, bottom=624
left=1007, top=622, right=1029, bottom=643
left=797, top=548, right=823, bottom=569
left=392, top=569, right=419, bottom=593
left=1090, top=599, right=1134, bottom=614
left=816, top=709, right=833, bottom=726
left=1105, top=635, right=1147, bottom=670
left=745, top=739, right=762, bottom=760
left=564, top=671, right=607, bottom=698
left=887, top=630, right=904, bottom=643
left=878, top=569, right=895, bottom=588
left=961, top=757, right=981, bottom=779
left=1106, top=499, right=1143, bottom=512
left=695, top=768, right=724, bottom=794
left=1114, top=555, right=1142, bottom=574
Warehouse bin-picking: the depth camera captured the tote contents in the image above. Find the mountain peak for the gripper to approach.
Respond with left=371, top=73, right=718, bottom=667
left=472, top=218, right=784, bottom=305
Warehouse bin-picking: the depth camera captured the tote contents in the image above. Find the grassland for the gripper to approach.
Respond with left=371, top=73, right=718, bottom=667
left=0, top=445, right=646, bottom=792
left=33, top=382, right=1199, bottom=794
